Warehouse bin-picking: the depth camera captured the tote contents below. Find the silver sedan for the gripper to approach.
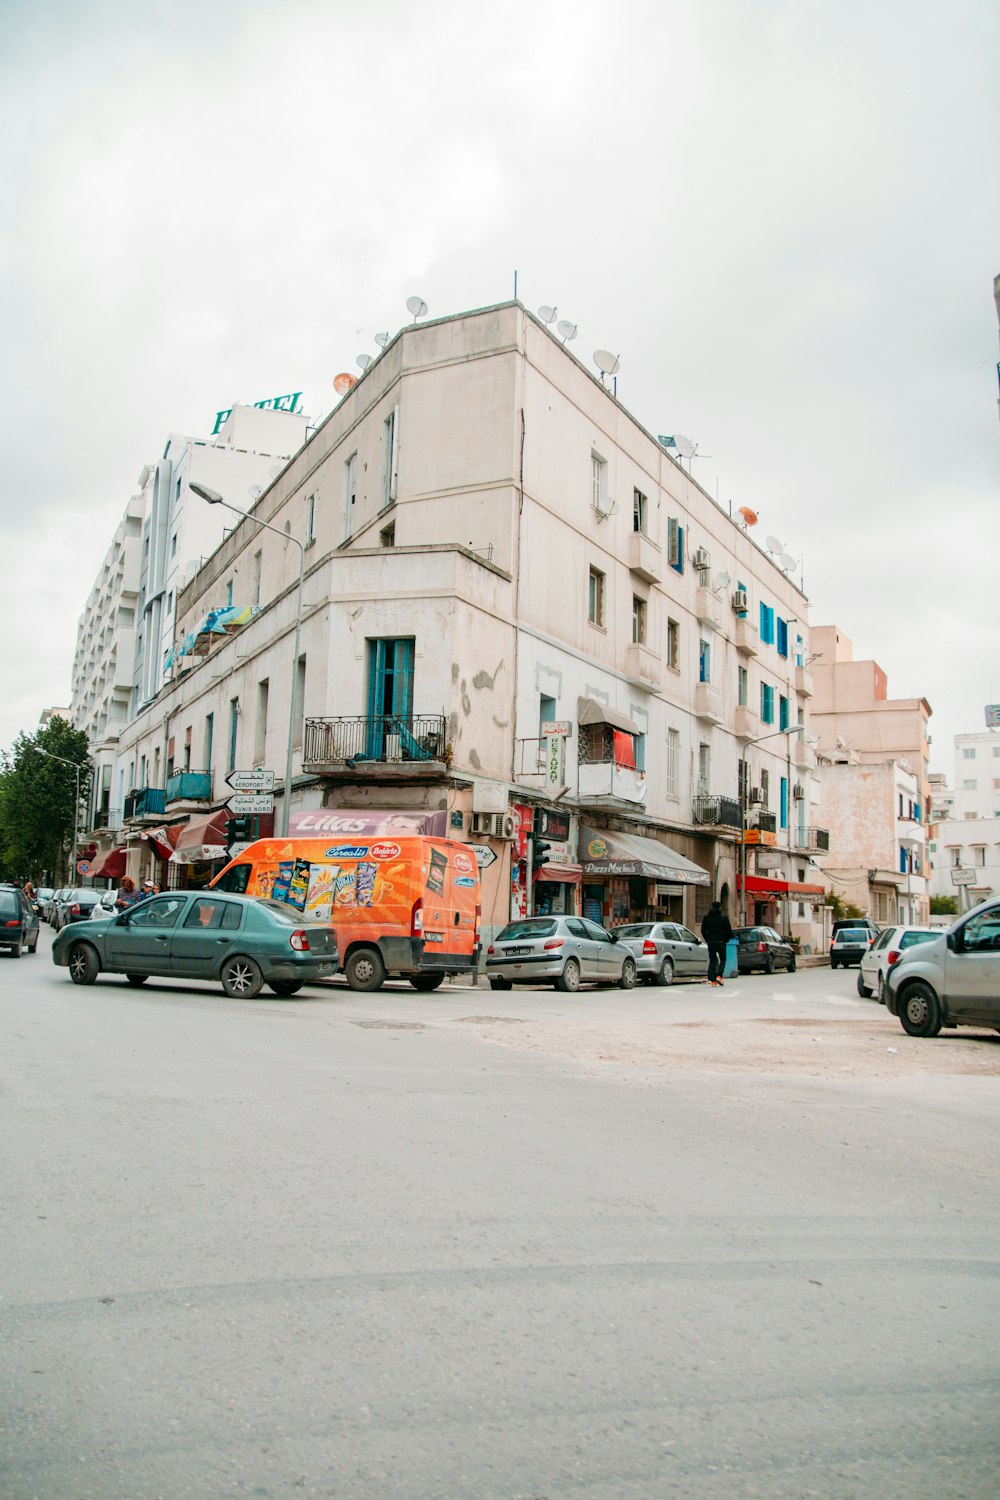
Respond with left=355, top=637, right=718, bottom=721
left=486, top=916, right=637, bottom=993
left=613, top=921, right=710, bottom=985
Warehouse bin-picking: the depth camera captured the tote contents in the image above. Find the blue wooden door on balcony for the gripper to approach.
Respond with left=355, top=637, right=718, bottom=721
left=366, top=638, right=414, bottom=758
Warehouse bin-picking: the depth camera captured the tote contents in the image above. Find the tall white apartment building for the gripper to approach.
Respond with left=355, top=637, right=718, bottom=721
left=927, top=731, right=1000, bottom=909
left=102, top=303, right=823, bottom=941
left=950, top=730, right=1000, bottom=820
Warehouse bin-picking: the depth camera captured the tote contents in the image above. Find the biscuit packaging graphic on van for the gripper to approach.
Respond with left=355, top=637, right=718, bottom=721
left=427, top=847, right=448, bottom=896
left=334, top=868, right=357, bottom=907
left=286, top=860, right=311, bottom=910
left=305, top=864, right=336, bottom=922
left=271, top=861, right=295, bottom=904
left=355, top=861, right=378, bottom=907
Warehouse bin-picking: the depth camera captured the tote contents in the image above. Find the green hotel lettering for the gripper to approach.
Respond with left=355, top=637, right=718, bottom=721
left=212, top=392, right=303, bottom=435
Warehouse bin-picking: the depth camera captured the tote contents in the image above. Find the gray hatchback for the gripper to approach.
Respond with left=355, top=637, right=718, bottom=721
left=612, top=921, right=709, bottom=985
left=486, top=916, right=637, bottom=992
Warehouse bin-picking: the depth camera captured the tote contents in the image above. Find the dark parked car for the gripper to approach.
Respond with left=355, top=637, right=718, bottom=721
left=0, top=885, right=40, bottom=956
left=53, top=888, right=103, bottom=931
left=733, top=926, right=797, bottom=974
left=612, top=921, right=709, bottom=985
left=486, top=915, right=636, bottom=992
left=45, top=888, right=68, bottom=924
left=52, top=890, right=340, bottom=998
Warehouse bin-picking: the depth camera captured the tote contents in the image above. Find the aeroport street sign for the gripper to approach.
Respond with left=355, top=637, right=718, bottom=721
left=226, top=770, right=275, bottom=792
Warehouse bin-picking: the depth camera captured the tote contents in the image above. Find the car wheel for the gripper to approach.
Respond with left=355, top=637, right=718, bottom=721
left=830, top=960, right=838, bottom=970
left=10, top=936, right=22, bottom=958
left=28, top=933, right=38, bottom=953
left=125, top=974, right=148, bottom=987
left=68, top=943, right=99, bottom=986
left=268, top=980, right=304, bottom=997
left=765, top=953, right=775, bottom=975
left=857, top=973, right=872, bottom=997
left=556, top=957, right=581, bottom=993
left=656, top=957, right=674, bottom=987
left=220, top=955, right=264, bottom=999
left=788, top=955, right=797, bottom=973
left=345, top=948, right=386, bottom=992
left=877, top=974, right=888, bottom=1005
left=489, top=976, right=512, bottom=991
left=619, top=956, right=637, bottom=990
left=898, top=981, right=942, bottom=1038
left=409, top=973, right=444, bottom=991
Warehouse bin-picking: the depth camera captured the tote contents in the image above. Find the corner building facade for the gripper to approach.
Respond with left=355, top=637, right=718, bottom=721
left=110, top=303, right=821, bottom=944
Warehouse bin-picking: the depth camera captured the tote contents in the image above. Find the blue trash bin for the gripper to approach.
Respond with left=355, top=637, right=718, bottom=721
left=723, top=937, right=739, bottom=978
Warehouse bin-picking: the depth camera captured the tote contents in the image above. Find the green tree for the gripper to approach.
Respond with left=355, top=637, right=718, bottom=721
left=929, top=895, right=958, bottom=916
left=0, top=719, right=91, bottom=884
left=825, top=889, right=866, bottom=921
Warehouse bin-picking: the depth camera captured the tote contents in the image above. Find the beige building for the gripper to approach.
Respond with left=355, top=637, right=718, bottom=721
left=810, top=626, right=931, bottom=922
left=93, top=302, right=825, bottom=943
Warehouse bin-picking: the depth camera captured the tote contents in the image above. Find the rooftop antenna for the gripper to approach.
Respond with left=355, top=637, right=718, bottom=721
left=406, top=295, right=428, bottom=322
left=356, top=353, right=373, bottom=371
left=374, top=331, right=390, bottom=349
left=556, top=319, right=577, bottom=344
left=538, top=305, right=558, bottom=325
left=593, top=349, right=621, bottom=385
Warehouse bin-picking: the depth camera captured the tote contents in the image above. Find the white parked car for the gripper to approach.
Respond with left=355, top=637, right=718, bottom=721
left=857, top=924, right=939, bottom=1002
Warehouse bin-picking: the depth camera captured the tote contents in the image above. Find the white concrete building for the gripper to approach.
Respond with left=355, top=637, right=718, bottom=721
left=813, top=751, right=927, bottom=925
left=133, top=404, right=308, bottom=712
left=101, top=302, right=824, bottom=941
left=949, top=729, right=1000, bottom=821
left=926, top=732, right=1000, bottom=911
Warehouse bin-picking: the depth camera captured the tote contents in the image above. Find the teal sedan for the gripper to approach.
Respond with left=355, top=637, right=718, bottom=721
left=51, top=891, right=339, bottom=998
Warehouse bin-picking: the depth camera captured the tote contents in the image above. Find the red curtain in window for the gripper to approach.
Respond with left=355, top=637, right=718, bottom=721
left=612, top=731, right=635, bottom=768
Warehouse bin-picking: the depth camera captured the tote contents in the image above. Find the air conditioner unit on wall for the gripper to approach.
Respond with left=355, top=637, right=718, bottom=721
left=470, top=812, right=494, bottom=836
left=748, top=787, right=763, bottom=806
left=693, top=547, right=711, bottom=571
left=732, top=588, right=748, bottom=613
left=471, top=811, right=517, bottom=839
left=793, top=783, right=806, bottom=801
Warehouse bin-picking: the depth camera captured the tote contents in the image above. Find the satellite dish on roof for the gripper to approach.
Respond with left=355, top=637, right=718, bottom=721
left=356, top=353, right=373, bottom=371
left=737, top=506, right=758, bottom=529
left=672, top=434, right=696, bottom=460
left=781, top=552, right=798, bottom=573
left=182, top=559, right=201, bottom=579
left=556, top=319, right=577, bottom=343
left=593, top=350, right=621, bottom=381
left=406, top=295, right=428, bottom=321
left=765, top=534, right=784, bottom=554
left=538, top=305, right=557, bottom=324
left=248, top=486, right=262, bottom=500
left=333, top=373, right=356, bottom=394
left=374, top=331, right=390, bottom=349
left=714, top=571, right=731, bottom=591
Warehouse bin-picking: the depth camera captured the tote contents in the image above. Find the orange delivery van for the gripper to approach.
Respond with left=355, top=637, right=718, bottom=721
left=211, top=835, right=481, bottom=992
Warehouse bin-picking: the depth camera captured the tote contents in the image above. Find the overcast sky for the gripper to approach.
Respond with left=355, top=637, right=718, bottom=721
left=1, top=0, right=997, bottom=775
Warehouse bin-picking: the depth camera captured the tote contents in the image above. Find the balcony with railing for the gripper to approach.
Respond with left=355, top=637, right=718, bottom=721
left=515, top=738, right=547, bottom=781
left=303, top=715, right=448, bottom=779
left=166, top=770, right=213, bottom=804
left=792, top=826, right=831, bottom=853
left=123, top=787, right=166, bottom=821
left=90, top=807, right=123, bottom=833
left=577, top=735, right=646, bottom=806
left=692, top=794, right=742, bottom=831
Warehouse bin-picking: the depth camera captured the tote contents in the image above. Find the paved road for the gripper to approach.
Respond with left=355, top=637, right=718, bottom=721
left=2, top=927, right=999, bottom=1499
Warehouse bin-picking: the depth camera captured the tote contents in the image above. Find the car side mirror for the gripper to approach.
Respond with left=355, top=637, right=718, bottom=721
left=946, top=931, right=957, bottom=952
left=610, top=931, right=618, bottom=943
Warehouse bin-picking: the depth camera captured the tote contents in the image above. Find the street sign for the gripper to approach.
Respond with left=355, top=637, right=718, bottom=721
left=470, top=843, right=497, bottom=869
left=951, top=868, right=976, bottom=886
left=227, top=793, right=274, bottom=815
left=77, top=860, right=91, bottom=875
left=226, top=769, right=275, bottom=792
left=541, top=720, right=572, bottom=737
left=226, top=841, right=252, bottom=859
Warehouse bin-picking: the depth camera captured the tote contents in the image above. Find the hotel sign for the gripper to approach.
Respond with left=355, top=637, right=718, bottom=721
left=212, top=392, right=303, bottom=435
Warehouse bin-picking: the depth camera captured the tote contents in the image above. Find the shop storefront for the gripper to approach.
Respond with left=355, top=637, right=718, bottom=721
left=511, top=804, right=579, bottom=918
left=579, top=825, right=711, bottom=926
left=738, top=873, right=826, bottom=931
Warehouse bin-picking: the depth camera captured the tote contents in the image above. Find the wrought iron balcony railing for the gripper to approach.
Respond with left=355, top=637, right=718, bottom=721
left=792, top=826, right=830, bottom=852
left=124, top=787, right=166, bottom=820
left=303, top=715, right=447, bottom=767
left=692, top=794, right=742, bottom=830
left=166, top=770, right=213, bottom=803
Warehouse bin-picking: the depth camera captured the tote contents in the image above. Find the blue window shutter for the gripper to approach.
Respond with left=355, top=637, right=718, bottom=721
left=759, top=601, right=767, bottom=639
left=777, top=618, right=788, bottom=657
left=780, top=777, right=788, bottom=829
left=779, top=695, right=789, bottom=731
left=899, top=846, right=907, bottom=874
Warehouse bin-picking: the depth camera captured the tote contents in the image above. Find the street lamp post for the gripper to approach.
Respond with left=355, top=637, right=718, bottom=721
left=34, top=746, right=85, bottom=882
left=190, top=483, right=304, bottom=837
left=738, top=725, right=804, bottom=927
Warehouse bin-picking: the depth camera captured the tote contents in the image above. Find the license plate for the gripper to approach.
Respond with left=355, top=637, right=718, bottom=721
left=424, top=932, right=444, bottom=944
left=506, top=945, right=531, bottom=956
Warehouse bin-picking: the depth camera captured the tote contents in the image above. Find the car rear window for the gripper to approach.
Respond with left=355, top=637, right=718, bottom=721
left=836, top=928, right=869, bottom=942
left=899, top=931, right=937, bottom=949
left=614, top=925, right=652, bottom=939
left=0, top=893, right=19, bottom=916
left=496, top=919, right=557, bottom=940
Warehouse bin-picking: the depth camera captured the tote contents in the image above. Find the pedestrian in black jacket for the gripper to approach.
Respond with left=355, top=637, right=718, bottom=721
left=701, top=900, right=734, bottom=985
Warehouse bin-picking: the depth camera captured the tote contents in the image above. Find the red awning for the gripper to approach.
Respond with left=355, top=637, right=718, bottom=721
left=141, top=825, right=180, bottom=862
left=171, top=810, right=229, bottom=862
left=535, top=862, right=583, bottom=885
left=738, top=875, right=826, bottom=897
left=89, top=847, right=127, bottom=879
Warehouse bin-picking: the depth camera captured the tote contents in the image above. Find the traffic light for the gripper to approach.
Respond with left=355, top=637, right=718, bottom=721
left=226, top=816, right=251, bottom=848
left=529, top=832, right=551, bottom=871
